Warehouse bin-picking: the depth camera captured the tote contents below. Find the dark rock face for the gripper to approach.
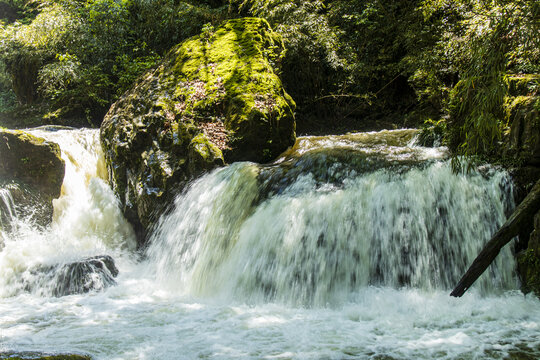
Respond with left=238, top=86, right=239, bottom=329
left=100, top=18, right=296, bottom=246
left=504, top=76, right=540, bottom=296
left=25, top=255, right=119, bottom=297
left=0, top=129, right=65, bottom=198
left=517, top=211, right=540, bottom=297
left=0, top=182, right=57, bottom=231
left=0, top=129, right=65, bottom=227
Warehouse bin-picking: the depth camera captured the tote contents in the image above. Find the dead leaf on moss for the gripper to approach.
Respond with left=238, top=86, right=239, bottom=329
left=199, top=121, right=231, bottom=150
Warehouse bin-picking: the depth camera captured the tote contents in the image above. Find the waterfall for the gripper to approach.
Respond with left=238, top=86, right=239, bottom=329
left=147, top=129, right=516, bottom=305
left=0, top=128, right=135, bottom=297
left=1, top=128, right=538, bottom=360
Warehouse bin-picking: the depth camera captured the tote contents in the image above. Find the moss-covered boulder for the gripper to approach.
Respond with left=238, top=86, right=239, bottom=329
left=101, top=18, right=296, bottom=245
left=0, top=129, right=65, bottom=226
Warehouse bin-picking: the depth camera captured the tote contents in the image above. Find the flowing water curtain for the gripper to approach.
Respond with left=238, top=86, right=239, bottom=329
left=147, top=156, right=516, bottom=305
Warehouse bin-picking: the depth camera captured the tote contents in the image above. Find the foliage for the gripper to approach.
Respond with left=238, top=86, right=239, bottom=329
left=417, top=0, right=540, bottom=160
left=0, top=0, right=538, bottom=158
left=328, top=0, right=429, bottom=119
left=231, top=0, right=345, bottom=121
left=417, top=118, right=446, bottom=147
left=0, top=0, right=229, bottom=125
left=232, top=0, right=440, bottom=130
left=0, top=59, right=16, bottom=112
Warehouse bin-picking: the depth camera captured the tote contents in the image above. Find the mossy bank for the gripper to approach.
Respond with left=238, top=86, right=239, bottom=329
left=100, top=17, right=296, bottom=246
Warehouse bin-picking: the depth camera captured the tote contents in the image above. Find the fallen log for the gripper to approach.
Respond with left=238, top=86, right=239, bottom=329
left=450, top=179, right=540, bottom=297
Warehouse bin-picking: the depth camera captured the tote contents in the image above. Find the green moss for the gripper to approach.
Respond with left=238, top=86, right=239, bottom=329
left=506, top=75, right=540, bottom=97
left=503, top=94, right=540, bottom=166
left=504, top=95, right=537, bottom=123
left=156, top=17, right=295, bottom=161
left=0, top=130, right=64, bottom=198
left=8, top=129, right=45, bottom=145
left=189, top=133, right=223, bottom=161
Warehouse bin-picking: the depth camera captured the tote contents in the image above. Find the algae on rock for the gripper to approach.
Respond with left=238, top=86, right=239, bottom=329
left=100, top=18, right=296, bottom=246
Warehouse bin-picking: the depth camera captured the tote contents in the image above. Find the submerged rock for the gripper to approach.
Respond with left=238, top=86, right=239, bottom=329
left=24, top=255, right=119, bottom=297
left=0, top=352, right=91, bottom=360
left=101, top=17, right=296, bottom=246
left=0, top=129, right=65, bottom=226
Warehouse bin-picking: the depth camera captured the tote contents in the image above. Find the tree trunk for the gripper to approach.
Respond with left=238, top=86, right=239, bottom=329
left=450, top=179, right=540, bottom=297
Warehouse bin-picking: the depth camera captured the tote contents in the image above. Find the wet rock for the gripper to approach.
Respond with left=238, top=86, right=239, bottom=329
left=101, top=17, right=296, bottom=246
left=0, top=182, right=58, bottom=231
left=517, top=211, right=540, bottom=297
left=0, top=129, right=64, bottom=196
left=0, top=351, right=91, bottom=360
left=0, top=129, right=65, bottom=226
left=25, top=255, right=119, bottom=297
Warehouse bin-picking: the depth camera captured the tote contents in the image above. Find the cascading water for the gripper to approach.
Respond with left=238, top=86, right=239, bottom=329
left=0, top=188, right=16, bottom=247
left=147, top=130, right=516, bottom=305
left=1, top=128, right=539, bottom=360
left=0, top=128, right=135, bottom=298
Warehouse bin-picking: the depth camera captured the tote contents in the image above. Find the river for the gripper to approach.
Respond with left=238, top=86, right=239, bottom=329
left=0, top=128, right=539, bottom=359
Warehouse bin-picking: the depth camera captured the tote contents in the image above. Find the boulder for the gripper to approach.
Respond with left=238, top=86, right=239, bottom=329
left=0, top=129, right=65, bottom=197
left=101, top=18, right=296, bottom=246
left=0, top=129, right=65, bottom=226
left=24, top=255, right=119, bottom=297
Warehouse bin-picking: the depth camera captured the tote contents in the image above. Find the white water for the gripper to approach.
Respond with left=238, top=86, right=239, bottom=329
left=1, top=128, right=539, bottom=359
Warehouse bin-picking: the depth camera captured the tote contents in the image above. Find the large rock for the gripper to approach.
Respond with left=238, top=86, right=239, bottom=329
left=0, top=129, right=65, bottom=197
left=101, top=18, right=296, bottom=245
left=0, top=129, right=65, bottom=226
